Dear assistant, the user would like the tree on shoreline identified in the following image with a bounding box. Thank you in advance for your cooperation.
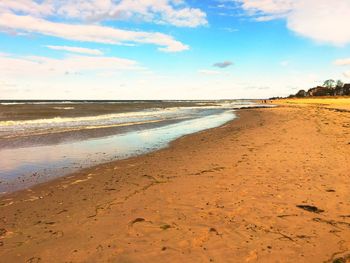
[323,79,336,89]
[336,80,344,88]
[289,79,349,98]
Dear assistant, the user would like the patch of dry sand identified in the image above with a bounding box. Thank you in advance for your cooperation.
[275,97,350,111]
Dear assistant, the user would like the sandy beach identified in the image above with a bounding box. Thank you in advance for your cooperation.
[1,101,350,262]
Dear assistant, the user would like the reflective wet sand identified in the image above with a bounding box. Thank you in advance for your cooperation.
[0,111,235,193]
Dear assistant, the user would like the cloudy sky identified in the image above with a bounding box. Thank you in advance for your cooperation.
[1,0,350,99]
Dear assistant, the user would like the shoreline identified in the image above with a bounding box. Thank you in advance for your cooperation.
[1,104,350,262]
[0,108,237,194]
[0,109,238,196]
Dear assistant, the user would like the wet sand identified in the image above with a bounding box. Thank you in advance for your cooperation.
[1,103,350,262]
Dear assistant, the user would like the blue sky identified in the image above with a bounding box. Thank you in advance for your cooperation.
[1,0,350,99]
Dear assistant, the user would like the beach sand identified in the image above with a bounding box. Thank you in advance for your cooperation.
[1,102,350,262]
[274,97,350,111]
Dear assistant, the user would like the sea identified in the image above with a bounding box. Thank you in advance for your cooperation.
[0,100,268,194]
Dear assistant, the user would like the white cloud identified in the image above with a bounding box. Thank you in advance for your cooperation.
[0,1,205,52]
[221,27,239,33]
[0,13,189,52]
[236,0,350,46]
[198,69,220,75]
[343,71,350,78]
[0,53,141,77]
[104,0,207,27]
[280,60,289,67]
[0,0,207,28]
[334,58,350,66]
[0,0,53,16]
[237,0,294,16]
[46,45,104,55]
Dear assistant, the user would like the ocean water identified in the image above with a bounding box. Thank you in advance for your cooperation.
[0,107,222,139]
[0,100,266,194]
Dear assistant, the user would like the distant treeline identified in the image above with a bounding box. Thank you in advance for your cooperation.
[291,80,350,98]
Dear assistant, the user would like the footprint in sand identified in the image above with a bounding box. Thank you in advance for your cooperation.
[127,218,173,237]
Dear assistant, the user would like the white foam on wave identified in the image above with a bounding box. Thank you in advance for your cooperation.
[53,107,75,110]
[0,107,187,126]
[0,107,199,138]
[0,101,265,139]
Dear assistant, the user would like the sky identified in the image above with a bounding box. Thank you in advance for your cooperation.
[1,0,350,100]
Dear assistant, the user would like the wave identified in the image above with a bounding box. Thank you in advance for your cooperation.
[0,107,211,139]
[0,102,266,139]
